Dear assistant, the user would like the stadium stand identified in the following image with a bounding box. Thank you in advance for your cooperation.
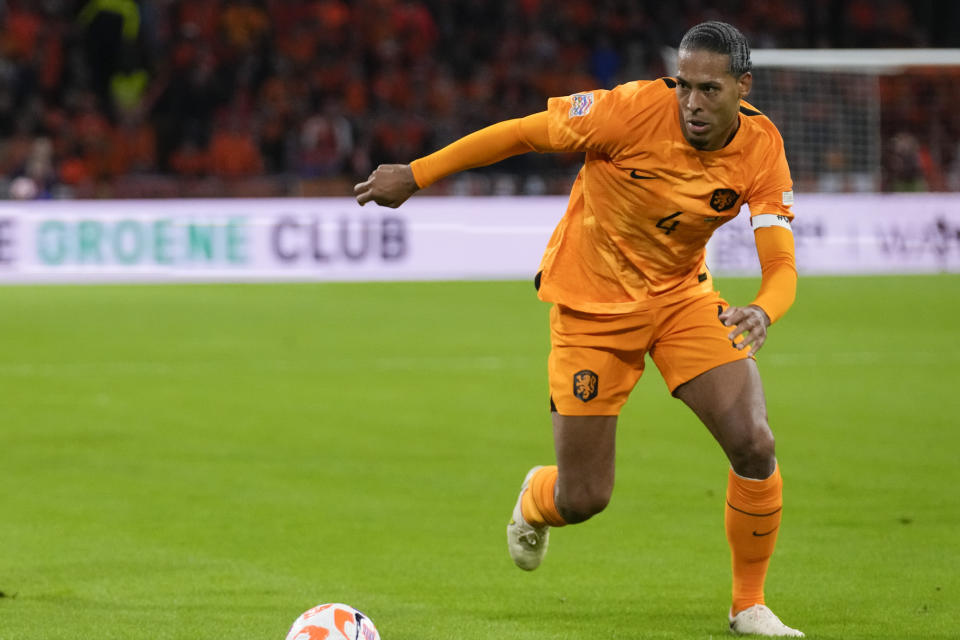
[1,0,959,198]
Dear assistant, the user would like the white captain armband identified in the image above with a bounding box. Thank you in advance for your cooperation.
[751,214,793,232]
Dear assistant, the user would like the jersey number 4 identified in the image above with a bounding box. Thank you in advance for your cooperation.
[656,212,682,235]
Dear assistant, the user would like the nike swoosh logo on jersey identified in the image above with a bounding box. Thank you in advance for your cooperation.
[629,169,657,179]
[752,527,778,537]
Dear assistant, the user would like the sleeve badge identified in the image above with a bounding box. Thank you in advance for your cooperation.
[568,92,595,118]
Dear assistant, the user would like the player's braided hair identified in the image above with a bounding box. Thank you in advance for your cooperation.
[679,21,752,77]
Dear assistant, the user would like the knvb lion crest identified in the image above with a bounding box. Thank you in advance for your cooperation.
[709,188,740,212]
[573,369,599,403]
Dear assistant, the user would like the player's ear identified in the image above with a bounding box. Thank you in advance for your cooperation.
[737,71,752,99]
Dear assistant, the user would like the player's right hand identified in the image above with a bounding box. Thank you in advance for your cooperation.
[354,164,419,208]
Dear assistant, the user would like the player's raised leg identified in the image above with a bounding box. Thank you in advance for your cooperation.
[507,413,616,570]
[553,412,617,523]
[675,359,803,637]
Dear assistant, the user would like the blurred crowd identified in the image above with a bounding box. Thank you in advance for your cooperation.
[1,0,959,198]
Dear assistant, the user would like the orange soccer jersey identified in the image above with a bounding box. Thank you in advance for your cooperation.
[536,78,794,314]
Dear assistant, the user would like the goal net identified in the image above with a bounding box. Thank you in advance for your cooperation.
[663,48,960,192]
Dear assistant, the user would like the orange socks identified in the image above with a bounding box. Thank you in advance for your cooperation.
[520,466,567,527]
[725,464,783,615]
[518,462,783,615]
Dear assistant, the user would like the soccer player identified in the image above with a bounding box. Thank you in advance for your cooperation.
[354,21,803,637]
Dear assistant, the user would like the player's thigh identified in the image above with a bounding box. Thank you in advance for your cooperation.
[650,293,752,395]
[552,412,617,517]
[547,305,648,416]
[674,358,775,477]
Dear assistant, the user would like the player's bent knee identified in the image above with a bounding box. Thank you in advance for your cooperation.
[556,486,612,524]
[556,500,609,524]
[729,428,777,479]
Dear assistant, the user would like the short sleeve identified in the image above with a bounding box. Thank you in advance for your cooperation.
[747,131,795,222]
[546,88,624,156]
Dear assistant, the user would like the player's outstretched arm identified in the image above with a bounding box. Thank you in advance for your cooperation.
[353,113,551,208]
[354,164,419,208]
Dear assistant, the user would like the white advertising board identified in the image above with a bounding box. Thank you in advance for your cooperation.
[0,194,957,284]
[0,198,561,284]
[707,193,960,275]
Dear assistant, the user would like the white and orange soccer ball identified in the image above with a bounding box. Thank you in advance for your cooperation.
[284,603,381,640]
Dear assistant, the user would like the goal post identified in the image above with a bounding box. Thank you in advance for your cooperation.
[662,48,960,192]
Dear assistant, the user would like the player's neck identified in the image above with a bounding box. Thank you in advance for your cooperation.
[722,117,740,147]
[705,116,741,151]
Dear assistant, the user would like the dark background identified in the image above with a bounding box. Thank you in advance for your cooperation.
[1,0,958,198]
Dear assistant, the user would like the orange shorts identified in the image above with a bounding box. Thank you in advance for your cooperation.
[548,291,751,416]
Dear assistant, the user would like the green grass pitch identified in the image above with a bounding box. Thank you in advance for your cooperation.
[1,275,957,639]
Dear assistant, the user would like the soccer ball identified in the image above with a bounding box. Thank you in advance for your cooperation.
[284,603,381,640]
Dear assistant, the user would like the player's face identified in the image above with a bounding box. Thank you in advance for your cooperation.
[675,49,752,151]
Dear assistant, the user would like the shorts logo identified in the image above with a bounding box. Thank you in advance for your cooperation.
[573,369,599,402]
[568,92,594,118]
[709,188,740,212]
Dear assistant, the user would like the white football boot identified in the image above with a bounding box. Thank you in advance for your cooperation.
[729,604,805,637]
[506,466,550,571]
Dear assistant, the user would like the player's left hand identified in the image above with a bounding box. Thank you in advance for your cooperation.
[719,304,771,354]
